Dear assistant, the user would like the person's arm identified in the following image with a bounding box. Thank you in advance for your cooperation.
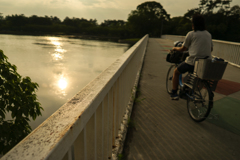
[172,46,187,52]
[173,31,191,52]
[171,31,191,52]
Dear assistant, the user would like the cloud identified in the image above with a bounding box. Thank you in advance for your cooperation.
[0,0,200,22]
[0,1,11,6]
[80,0,100,6]
[1,0,240,23]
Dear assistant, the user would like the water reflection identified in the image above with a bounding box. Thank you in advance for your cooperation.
[55,48,66,53]
[52,53,63,60]
[49,37,61,46]
[48,37,66,61]
[55,74,68,97]
[47,37,68,97]
[58,75,68,90]
[1,34,129,130]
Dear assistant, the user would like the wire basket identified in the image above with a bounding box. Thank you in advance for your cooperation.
[194,59,228,81]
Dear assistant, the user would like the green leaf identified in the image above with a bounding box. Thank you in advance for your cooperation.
[23,107,29,117]
[0,44,42,154]
[0,109,5,119]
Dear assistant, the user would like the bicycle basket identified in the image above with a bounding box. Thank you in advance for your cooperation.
[194,59,228,80]
[166,50,183,63]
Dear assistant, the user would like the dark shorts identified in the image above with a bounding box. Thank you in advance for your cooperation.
[177,62,194,74]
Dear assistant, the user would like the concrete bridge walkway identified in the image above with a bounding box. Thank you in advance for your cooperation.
[123,38,240,160]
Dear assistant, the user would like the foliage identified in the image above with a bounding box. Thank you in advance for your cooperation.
[163,0,240,42]
[184,8,201,19]
[201,2,240,41]
[117,154,124,160]
[0,0,240,41]
[0,50,43,154]
[0,14,129,38]
[127,1,170,37]
[0,13,3,20]
[127,119,136,129]
[199,0,232,14]
[100,20,126,27]
[164,16,192,36]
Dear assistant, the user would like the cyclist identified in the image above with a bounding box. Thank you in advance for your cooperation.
[170,14,213,100]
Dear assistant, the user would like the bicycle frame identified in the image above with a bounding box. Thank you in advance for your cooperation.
[178,73,195,101]
[166,63,213,122]
[179,74,184,87]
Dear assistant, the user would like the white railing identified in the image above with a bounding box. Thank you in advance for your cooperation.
[2,35,149,160]
[162,35,240,67]
[161,35,185,42]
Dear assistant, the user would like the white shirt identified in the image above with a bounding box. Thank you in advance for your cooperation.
[183,30,213,65]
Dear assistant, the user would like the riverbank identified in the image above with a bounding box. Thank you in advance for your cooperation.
[0,31,139,44]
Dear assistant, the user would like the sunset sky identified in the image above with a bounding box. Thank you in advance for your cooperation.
[0,0,239,23]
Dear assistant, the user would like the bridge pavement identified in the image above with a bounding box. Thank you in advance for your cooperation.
[122,38,240,160]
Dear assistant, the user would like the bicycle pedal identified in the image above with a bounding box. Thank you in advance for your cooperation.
[194,98,203,102]
[171,97,179,100]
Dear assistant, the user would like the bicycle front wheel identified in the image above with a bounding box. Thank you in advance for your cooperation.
[166,65,176,94]
[187,81,213,122]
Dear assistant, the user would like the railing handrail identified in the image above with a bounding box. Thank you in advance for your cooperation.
[162,34,240,67]
[2,35,149,160]
[162,34,240,45]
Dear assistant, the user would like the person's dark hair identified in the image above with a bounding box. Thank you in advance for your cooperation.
[192,14,206,31]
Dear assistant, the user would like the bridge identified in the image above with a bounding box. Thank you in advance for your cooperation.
[2,35,240,160]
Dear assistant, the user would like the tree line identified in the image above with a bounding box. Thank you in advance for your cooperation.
[1,0,239,42]
[164,0,240,42]
[0,14,130,39]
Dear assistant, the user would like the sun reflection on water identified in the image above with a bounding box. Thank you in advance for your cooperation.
[47,37,69,97]
[58,76,68,90]
[55,48,66,53]
[48,37,67,61]
[48,37,61,46]
[54,74,68,97]
[52,53,63,60]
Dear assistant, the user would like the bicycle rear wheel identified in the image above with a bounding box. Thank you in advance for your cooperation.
[166,65,176,94]
[187,81,213,122]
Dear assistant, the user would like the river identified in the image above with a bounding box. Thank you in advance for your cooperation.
[0,34,129,129]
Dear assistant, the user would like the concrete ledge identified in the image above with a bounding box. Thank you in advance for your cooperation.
[112,39,148,160]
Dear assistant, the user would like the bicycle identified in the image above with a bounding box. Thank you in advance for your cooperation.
[166,60,215,122]
[166,40,227,122]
